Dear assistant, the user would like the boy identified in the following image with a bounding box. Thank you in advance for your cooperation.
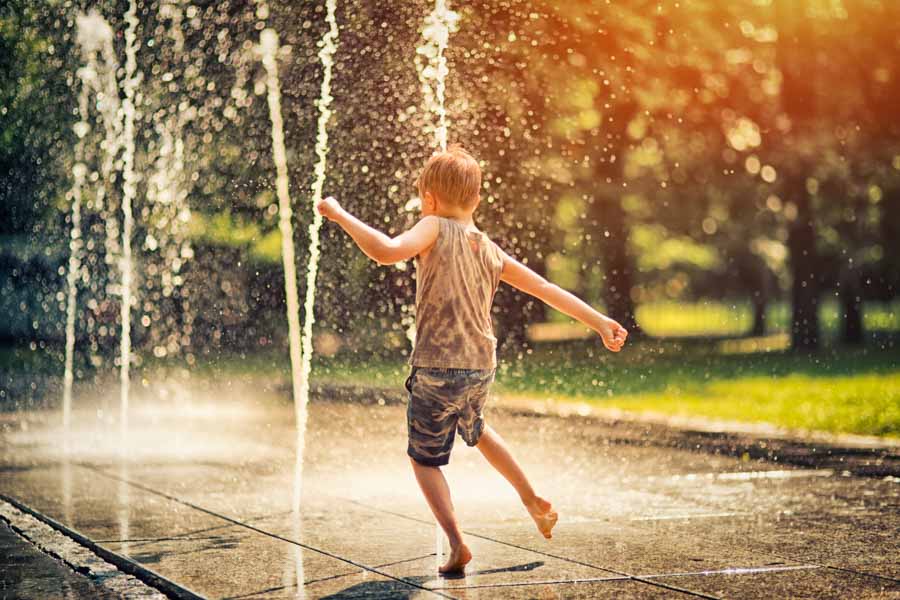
[316,145,628,574]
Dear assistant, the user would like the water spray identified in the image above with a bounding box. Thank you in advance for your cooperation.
[119,0,141,442]
[67,9,123,432]
[260,26,304,447]
[416,0,460,152]
[62,85,90,432]
[298,0,339,495]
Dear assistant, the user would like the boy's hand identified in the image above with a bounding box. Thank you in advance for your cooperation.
[316,196,344,221]
[596,316,628,352]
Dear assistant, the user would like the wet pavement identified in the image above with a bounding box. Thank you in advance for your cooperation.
[0,381,898,599]
[0,517,118,599]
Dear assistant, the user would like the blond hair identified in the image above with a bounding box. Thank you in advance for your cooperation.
[416,144,481,209]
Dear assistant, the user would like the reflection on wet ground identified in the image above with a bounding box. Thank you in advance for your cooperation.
[1,385,898,599]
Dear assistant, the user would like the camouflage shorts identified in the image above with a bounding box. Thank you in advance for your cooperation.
[405,366,496,467]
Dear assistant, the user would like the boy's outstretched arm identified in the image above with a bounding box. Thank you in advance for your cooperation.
[317,196,439,265]
[499,252,628,352]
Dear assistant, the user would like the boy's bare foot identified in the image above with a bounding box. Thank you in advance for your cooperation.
[526,496,558,539]
[438,543,472,575]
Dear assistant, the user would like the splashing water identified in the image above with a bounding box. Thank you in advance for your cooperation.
[119,0,140,442]
[259,27,304,447]
[144,0,196,366]
[62,88,90,432]
[76,11,123,274]
[416,0,460,566]
[260,0,338,508]
[145,117,194,360]
[298,0,339,491]
[416,0,460,152]
[67,10,122,431]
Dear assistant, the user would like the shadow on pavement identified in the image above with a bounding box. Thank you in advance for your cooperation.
[321,561,545,598]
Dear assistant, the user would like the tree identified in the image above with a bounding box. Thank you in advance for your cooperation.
[774,0,821,350]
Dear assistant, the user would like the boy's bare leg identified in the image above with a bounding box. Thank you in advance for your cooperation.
[475,424,558,538]
[409,457,473,573]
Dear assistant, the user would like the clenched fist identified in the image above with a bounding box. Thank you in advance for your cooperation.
[316,196,344,221]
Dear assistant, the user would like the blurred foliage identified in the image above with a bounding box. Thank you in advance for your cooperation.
[1,0,899,367]
[0,1,73,235]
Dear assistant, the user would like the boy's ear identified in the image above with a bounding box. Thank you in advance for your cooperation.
[423,191,437,212]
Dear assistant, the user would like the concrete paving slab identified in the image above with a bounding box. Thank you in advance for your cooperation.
[101,533,399,600]
[653,569,900,599]
[0,462,257,543]
[301,572,447,600]
[378,538,614,588]
[707,513,900,581]
[446,518,808,577]
[254,572,689,599]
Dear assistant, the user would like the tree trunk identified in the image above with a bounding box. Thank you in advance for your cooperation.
[881,186,900,300]
[747,256,770,337]
[591,195,641,334]
[751,292,767,337]
[840,270,864,345]
[777,0,820,351]
[786,186,820,350]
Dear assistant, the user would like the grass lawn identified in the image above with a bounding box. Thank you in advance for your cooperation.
[491,338,900,438]
[608,372,900,438]
[182,335,900,438]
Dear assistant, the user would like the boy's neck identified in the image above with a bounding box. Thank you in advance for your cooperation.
[434,208,475,226]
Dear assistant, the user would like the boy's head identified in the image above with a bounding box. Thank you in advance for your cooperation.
[416,144,481,214]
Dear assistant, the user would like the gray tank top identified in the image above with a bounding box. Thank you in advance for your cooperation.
[408,217,505,369]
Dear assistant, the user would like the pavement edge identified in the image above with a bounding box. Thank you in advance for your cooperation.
[0,492,206,600]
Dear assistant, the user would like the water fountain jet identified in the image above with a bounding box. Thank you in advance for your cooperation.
[259,26,305,453]
[67,9,124,433]
[118,0,141,444]
[298,0,339,494]
[260,0,338,513]
[62,117,88,432]
[416,0,460,153]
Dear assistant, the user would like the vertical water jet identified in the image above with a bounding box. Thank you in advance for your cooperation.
[119,0,141,442]
[260,27,304,445]
[68,9,121,431]
[298,0,339,491]
[416,0,460,152]
[62,91,89,431]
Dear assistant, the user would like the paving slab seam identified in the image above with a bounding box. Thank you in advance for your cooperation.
[76,463,458,600]
[0,493,202,600]
[96,535,236,544]
[764,552,900,584]
[94,509,295,550]
[340,498,721,599]
[640,564,822,579]
[435,574,629,590]
[627,512,752,521]
[221,553,440,600]
[301,552,439,586]
[430,565,825,591]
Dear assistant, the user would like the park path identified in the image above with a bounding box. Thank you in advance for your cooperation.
[0,382,898,599]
